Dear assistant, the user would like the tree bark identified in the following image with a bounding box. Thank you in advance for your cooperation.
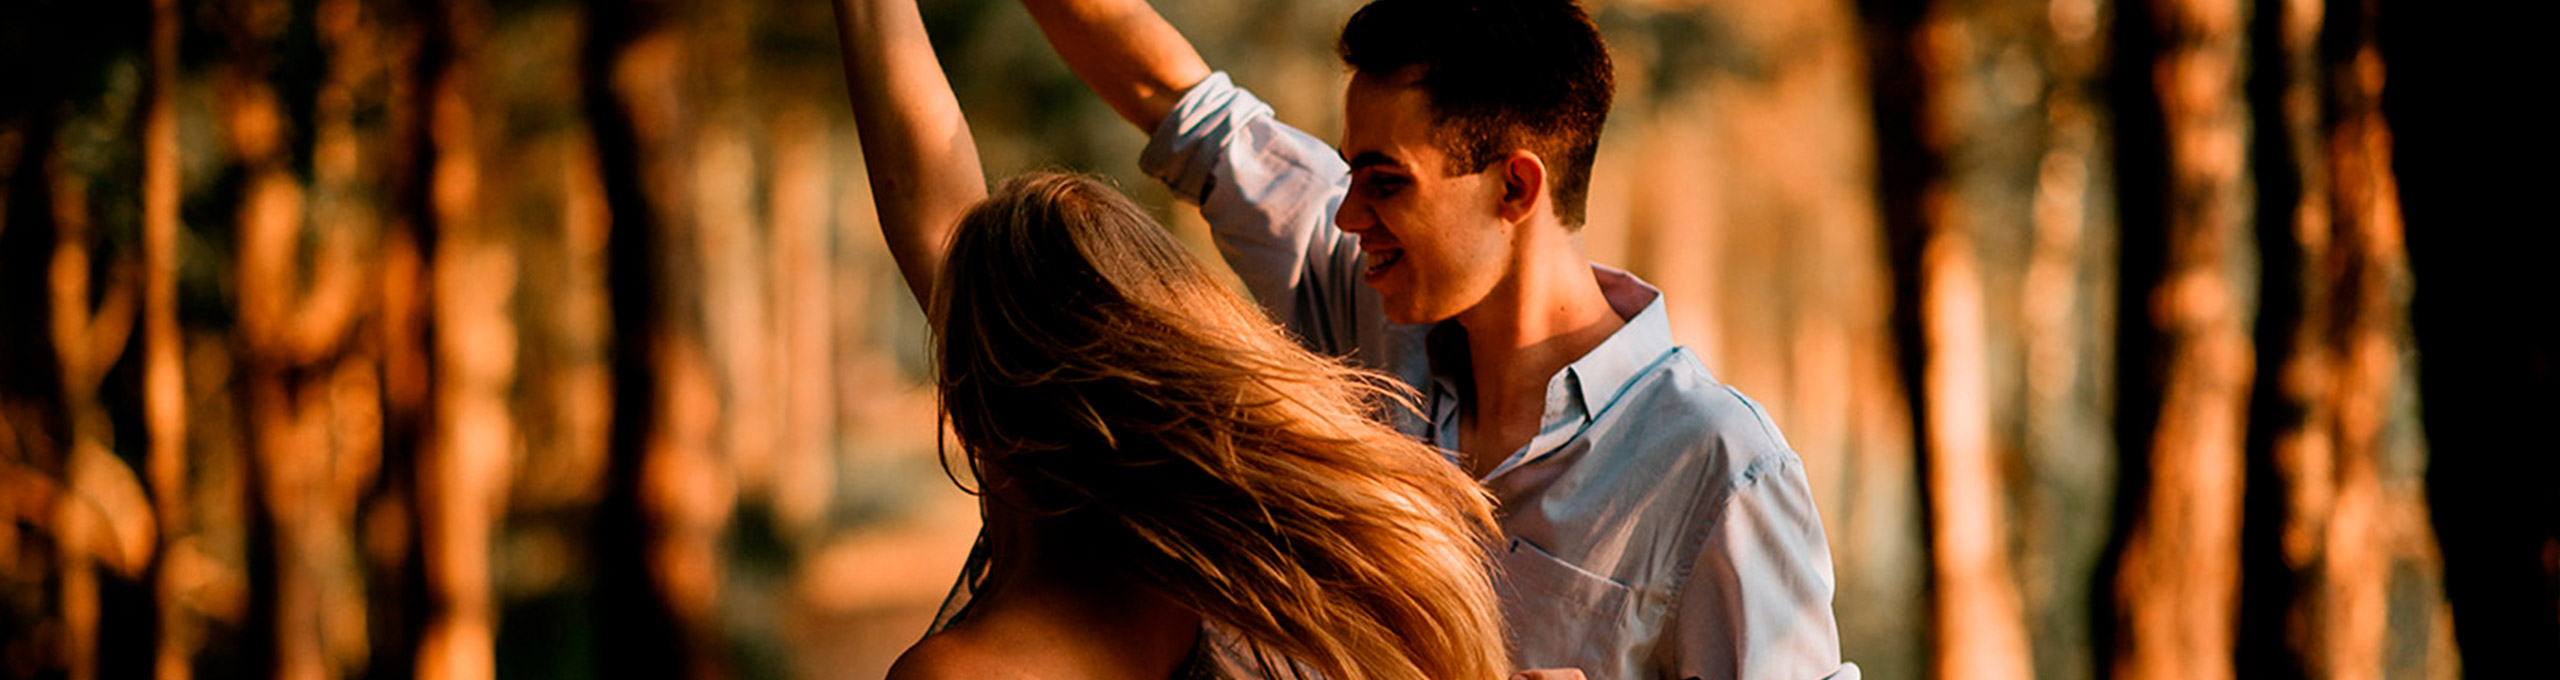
[50,140,149,680]
[2240,0,2441,677]
[2107,0,2256,678]
[1861,1,2039,676]
[2383,0,2560,675]
[363,0,447,677]
[223,5,372,672]
[585,0,701,676]
[143,0,190,675]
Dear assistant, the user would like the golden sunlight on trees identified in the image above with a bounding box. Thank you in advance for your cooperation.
[2106,0,2258,676]
[0,0,2548,678]
[2241,0,2444,677]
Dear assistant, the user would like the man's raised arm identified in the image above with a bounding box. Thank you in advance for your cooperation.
[1016,0,1211,133]
[832,0,987,316]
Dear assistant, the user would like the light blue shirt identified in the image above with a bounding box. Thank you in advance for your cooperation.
[1142,73,1857,680]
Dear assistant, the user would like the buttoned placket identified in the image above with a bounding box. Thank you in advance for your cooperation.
[1431,364,1601,484]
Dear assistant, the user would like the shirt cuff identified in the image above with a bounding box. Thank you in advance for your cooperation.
[1140,71,1268,205]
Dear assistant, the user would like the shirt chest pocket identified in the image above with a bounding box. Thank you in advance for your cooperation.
[1496,537,1640,676]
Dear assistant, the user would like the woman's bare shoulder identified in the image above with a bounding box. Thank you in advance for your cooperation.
[886,631,1038,680]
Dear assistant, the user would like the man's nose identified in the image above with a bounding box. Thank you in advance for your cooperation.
[1335,192,1374,235]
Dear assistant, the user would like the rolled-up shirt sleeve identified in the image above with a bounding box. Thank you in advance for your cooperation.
[1669,455,1859,680]
[1140,72,1367,356]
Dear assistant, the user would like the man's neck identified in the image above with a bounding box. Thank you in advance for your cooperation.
[1452,226,1624,477]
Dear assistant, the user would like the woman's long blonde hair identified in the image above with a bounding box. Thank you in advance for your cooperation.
[932,172,1508,680]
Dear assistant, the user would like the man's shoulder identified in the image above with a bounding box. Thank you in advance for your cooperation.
[1611,348,1795,466]
[1532,348,1802,547]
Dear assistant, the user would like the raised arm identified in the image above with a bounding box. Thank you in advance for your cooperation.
[832,0,986,316]
[1015,0,1211,132]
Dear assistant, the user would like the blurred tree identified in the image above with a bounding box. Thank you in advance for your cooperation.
[1,3,160,680]
[2238,0,2449,676]
[1862,0,2120,676]
[584,0,710,677]
[407,0,517,678]
[2383,1,2560,676]
[219,0,377,666]
[361,0,447,676]
[1861,0,2038,676]
[0,0,2542,678]
[143,0,194,676]
[47,100,156,680]
[2104,0,2257,678]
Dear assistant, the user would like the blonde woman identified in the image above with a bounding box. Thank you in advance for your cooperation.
[828,0,1529,678]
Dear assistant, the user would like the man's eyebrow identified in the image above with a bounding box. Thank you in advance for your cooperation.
[1343,151,1404,172]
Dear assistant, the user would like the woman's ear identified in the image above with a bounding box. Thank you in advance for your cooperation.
[1497,150,1547,224]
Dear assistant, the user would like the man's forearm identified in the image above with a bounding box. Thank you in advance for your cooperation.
[1017,0,1211,132]
[833,0,986,314]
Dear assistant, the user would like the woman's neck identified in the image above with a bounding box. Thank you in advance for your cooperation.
[942,513,1203,679]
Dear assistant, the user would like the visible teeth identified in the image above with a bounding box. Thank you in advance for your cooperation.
[1367,250,1402,275]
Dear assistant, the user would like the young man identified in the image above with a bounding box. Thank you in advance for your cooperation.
[1014,0,1855,677]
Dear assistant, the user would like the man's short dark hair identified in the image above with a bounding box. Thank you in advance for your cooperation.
[1338,0,1615,227]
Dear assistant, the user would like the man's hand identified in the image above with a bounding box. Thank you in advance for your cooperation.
[1512,669,1587,680]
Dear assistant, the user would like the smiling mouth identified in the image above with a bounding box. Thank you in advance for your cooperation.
[1364,249,1405,278]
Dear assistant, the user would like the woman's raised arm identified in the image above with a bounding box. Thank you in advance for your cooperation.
[831,0,987,318]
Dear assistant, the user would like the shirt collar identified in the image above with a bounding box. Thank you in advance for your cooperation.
[1424,265,1677,467]
[1563,264,1674,420]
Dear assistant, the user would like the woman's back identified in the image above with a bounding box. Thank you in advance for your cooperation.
[886,570,1205,680]
[925,174,1511,680]
[828,0,1508,674]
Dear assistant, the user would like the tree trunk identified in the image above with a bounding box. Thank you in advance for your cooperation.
[2107,0,2256,677]
[585,0,702,676]
[1862,0,2047,676]
[409,2,518,678]
[2382,0,2560,676]
[224,4,373,671]
[143,0,190,675]
[2239,0,2446,676]
[364,0,448,677]
[49,136,150,680]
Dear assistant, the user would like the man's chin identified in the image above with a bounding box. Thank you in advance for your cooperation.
[1368,283,1463,325]
[1378,301,1455,327]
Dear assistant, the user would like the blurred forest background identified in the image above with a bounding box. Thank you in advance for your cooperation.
[0,0,2552,678]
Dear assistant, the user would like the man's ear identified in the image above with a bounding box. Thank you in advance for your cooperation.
[1497,150,1547,223]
